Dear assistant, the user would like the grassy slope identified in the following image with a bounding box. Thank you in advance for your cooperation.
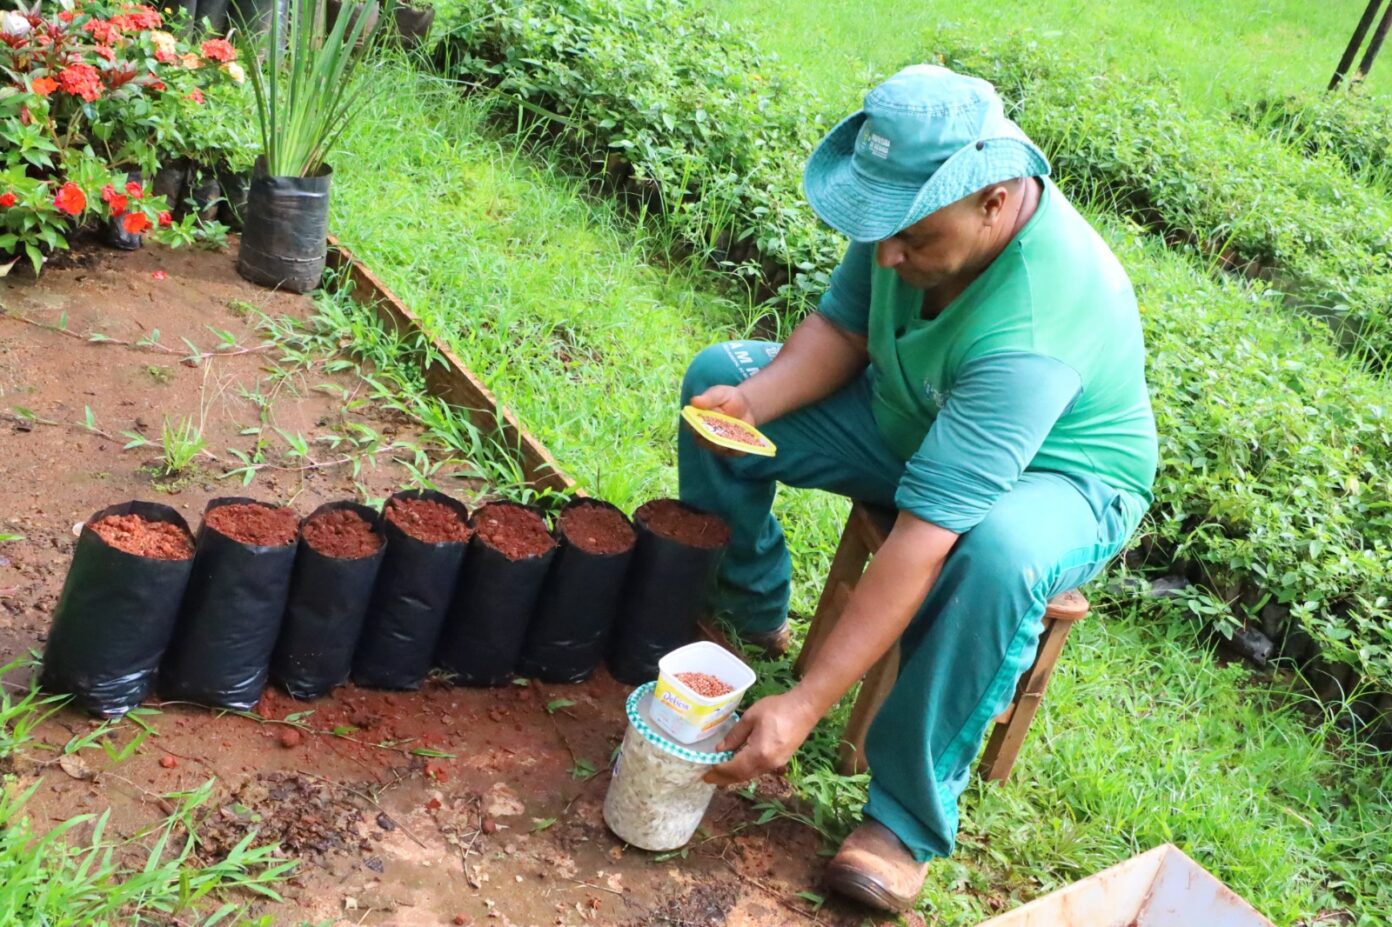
[703,0,1382,112]
[333,64,1392,924]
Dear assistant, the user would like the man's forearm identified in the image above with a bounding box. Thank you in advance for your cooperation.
[737,314,868,425]
[793,514,959,718]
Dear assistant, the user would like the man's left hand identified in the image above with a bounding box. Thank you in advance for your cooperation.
[703,690,822,786]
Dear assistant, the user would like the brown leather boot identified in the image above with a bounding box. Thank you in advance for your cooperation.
[825,818,928,912]
[697,619,792,659]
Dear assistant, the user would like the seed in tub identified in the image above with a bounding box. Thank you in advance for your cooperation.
[675,672,733,698]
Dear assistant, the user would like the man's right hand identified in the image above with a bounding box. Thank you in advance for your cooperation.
[687,385,759,458]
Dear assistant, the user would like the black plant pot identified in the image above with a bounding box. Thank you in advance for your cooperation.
[273,501,387,699]
[103,170,145,251]
[160,498,299,710]
[353,490,472,690]
[40,502,195,717]
[237,158,332,294]
[152,158,190,217]
[435,503,557,686]
[517,499,635,683]
[326,0,381,44]
[188,166,222,224]
[392,1,434,49]
[217,168,250,230]
[607,500,729,685]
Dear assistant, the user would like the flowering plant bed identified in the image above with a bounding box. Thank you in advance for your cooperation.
[0,0,251,271]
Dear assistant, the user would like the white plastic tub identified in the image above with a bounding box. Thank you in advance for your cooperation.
[649,641,755,744]
[975,843,1274,927]
[603,681,735,851]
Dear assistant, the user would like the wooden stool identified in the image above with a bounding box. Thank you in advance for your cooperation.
[795,501,1090,781]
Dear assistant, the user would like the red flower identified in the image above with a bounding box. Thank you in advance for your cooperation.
[100,183,128,216]
[157,210,172,227]
[153,46,175,63]
[122,211,150,234]
[94,43,115,61]
[152,270,167,280]
[58,9,76,22]
[31,76,57,97]
[187,87,204,104]
[0,193,15,209]
[57,63,103,102]
[110,5,161,31]
[200,38,235,62]
[148,79,166,91]
[125,181,144,199]
[82,18,120,45]
[54,182,86,216]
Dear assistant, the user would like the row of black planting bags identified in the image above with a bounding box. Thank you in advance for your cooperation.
[40,491,732,717]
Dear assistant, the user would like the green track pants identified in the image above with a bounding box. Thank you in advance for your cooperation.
[678,341,1144,860]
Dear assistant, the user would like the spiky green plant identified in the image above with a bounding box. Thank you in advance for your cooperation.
[243,0,377,177]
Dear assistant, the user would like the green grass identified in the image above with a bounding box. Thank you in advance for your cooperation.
[332,59,1392,924]
[703,0,1384,112]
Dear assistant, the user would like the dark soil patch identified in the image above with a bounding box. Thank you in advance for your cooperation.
[559,503,634,555]
[89,514,193,560]
[385,496,473,544]
[474,503,554,560]
[636,499,730,550]
[205,502,299,547]
[702,415,770,448]
[302,509,382,559]
[198,771,373,866]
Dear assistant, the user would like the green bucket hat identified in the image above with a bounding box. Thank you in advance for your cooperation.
[804,64,1050,243]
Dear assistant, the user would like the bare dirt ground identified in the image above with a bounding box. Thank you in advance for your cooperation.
[0,241,887,927]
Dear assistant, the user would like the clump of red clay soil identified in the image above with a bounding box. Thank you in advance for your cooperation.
[385,496,473,543]
[559,503,634,555]
[205,502,299,547]
[636,499,730,550]
[89,514,193,560]
[474,503,555,560]
[302,508,382,558]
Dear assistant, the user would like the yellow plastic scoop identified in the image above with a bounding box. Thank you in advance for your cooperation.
[681,405,777,457]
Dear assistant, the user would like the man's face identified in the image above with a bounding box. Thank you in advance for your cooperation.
[874,186,1007,290]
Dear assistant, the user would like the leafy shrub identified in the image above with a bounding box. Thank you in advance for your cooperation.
[1239,90,1392,194]
[436,0,843,306]
[0,1,250,270]
[931,33,1392,368]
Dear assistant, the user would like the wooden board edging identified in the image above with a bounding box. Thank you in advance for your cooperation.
[326,236,575,494]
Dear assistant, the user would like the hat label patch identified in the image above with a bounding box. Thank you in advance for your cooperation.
[866,132,891,159]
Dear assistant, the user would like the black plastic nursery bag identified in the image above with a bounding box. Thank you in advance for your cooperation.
[352,490,472,690]
[160,498,299,710]
[272,501,386,699]
[41,502,195,717]
[436,503,556,686]
[517,499,635,683]
[237,158,332,294]
[607,499,729,685]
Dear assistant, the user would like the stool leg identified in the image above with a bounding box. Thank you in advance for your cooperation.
[795,510,872,677]
[980,616,1077,782]
[838,645,899,775]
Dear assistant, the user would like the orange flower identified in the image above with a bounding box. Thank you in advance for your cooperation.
[122,211,150,234]
[101,183,128,216]
[0,193,15,208]
[157,210,172,227]
[200,38,235,62]
[57,63,102,102]
[125,181,144,199]
[31,76,57,97]
[54,182,86,216]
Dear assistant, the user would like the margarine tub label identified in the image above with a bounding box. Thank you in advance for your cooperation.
[648,641,756,744]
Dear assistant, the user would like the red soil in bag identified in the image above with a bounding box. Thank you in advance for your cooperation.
[89,514,194,560]
[559,504,635,555]
[302,509,382,558]
[205,503,299,547]
[474,503,555,560]
[636,499,730,550]
[385,497,473,544]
